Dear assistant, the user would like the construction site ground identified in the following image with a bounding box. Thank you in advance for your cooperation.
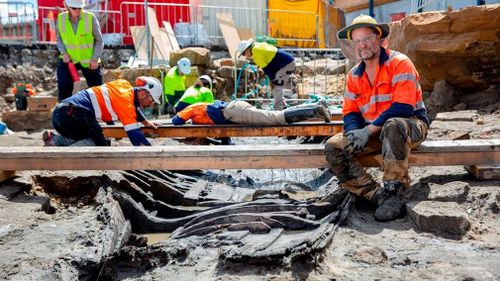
[1,5,500,278]
[1,105,499,280]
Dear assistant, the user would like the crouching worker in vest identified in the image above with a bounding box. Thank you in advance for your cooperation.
[172,100,330,126]
[174,75,214,113]
[324,15,430,222]
[56,0,104,101]
[238,39,295,111]
[164,57,191,114]
[43,77,162,146]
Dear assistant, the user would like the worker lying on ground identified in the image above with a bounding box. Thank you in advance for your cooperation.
[43,77,162,146]
[238,39,295,111]
[174,75,214,113]
[324,15,430,222]
[172,100,331,126]
[164,57,191,114]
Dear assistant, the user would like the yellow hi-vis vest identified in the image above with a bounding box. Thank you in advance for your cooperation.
[57,11,94,68]
[252,42,278,69]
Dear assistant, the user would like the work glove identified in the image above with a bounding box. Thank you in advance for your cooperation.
[345,126,372,153]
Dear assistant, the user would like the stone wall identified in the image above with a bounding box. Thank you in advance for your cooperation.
[0,45,134,95]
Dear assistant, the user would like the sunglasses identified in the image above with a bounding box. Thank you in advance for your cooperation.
[68,7,82,10]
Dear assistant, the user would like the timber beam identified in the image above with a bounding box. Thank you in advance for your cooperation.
[0,140,498,171]
[102,121,344,139]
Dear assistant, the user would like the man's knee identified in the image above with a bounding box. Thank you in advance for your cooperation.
[381,118,408,159]
[325,134,347,165]
[325,134,346,151]
[381,118,407,141]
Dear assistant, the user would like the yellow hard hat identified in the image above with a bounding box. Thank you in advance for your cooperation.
[337,14,390,40]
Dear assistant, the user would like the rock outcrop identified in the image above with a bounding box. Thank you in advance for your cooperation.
[388,4,500,92]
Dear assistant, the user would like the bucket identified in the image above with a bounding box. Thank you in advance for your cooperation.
[390,12,406,22]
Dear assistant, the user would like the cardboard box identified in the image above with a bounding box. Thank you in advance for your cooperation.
[27,96,57,112]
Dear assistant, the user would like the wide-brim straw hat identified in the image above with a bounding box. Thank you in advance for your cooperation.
[338,14,390,40]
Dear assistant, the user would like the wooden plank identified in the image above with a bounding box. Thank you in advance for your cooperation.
[237,28,254,41]
[131,25,170,63]
[102,122,344,139]
[163,21,180,51]
[146,8,171,62]
[146,7,160,36]
[217,13,240,59]
[465,165,500,180]
[154,28,173,61]
[0,170,16,183]
[0,140,498,171]
[130,9,170,63]
[130,26,148,61]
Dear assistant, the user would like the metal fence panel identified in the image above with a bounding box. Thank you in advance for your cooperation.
[234,48,346,107]
[37,6,122,45]
[0,1,36,44]
[119,1,191,46]
[194,5,266,46]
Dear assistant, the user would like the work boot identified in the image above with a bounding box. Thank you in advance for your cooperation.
[284,104,331,123]
[372,180,405,222]
[316,104,331,123]
[42,130,54,146]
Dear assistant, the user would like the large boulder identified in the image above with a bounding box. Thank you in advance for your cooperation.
[170,47,211,68]
[388,4,500,92]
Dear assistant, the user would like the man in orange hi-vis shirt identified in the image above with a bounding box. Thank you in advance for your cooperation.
[324,15,430,222]
[43,77,162,146]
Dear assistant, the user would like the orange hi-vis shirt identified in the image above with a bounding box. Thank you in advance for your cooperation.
[343,48,426,124]
[176,103,215,125]
[86,79,140,132]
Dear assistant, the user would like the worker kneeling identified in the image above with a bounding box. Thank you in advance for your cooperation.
[43,77,162,146]
[172,100,330,125]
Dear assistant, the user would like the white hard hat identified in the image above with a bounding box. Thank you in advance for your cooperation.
[177,58,191,75]
[65,0,85,8]
[238,39,254,56]
[198,75,212,90]
[135,76,162,104]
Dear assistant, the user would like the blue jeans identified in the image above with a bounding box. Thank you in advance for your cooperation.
[52,103,108,146]
[56,60,103,101]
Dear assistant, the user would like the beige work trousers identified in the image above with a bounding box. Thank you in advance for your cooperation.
[222,100,287,125]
